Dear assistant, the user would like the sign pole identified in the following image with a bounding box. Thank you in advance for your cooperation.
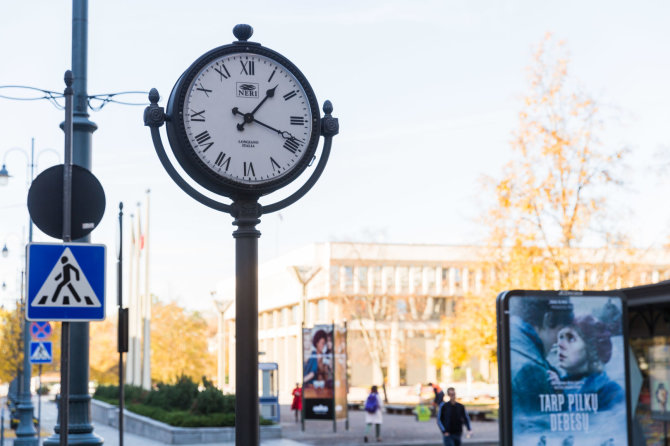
[37,364,42,445]
[58,69,74,446]
[117,203,126,446]
[301,322,305,432]
[332,322,336,433]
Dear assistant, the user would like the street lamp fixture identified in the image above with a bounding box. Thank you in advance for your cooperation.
[1,244,8,258]
[0,164,9,186]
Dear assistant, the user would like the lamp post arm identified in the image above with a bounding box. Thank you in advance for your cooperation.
[34,148,61,169]
[1,147,29,166]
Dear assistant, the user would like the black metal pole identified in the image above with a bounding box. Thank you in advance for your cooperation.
[59,69,74,446]
[232,199,261,446]
[38,364,42,445]
[332,322,336,433]
[301,321,305,432]
[117,202,125,446]
[345,320,349,431]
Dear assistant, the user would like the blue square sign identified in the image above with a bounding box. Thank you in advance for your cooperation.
[30,341,53,364]
[27,243,106,321]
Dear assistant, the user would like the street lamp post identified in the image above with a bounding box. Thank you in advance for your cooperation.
[0,140,59,446]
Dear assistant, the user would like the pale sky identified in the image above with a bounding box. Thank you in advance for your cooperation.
[0,0,668,312]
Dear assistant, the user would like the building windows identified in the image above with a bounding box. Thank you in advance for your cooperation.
[358,267,368,293]
[330,265,340,290]
[344,266,354,292]
[317,299,328,322]
[373,266,383,292]
[292,305,300,325]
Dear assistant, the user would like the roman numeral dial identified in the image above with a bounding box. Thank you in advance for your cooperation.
[180,51,316,188]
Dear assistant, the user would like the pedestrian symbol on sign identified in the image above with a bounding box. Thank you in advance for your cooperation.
[30,247,101,308]
[29,341,53,364]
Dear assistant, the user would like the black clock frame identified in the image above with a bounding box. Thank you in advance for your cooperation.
[165,41,321,199]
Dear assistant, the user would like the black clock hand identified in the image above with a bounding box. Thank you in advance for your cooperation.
[250,117,305,143]
[250,85,277,115]
[233,85,277,131]
[231,108,303,142]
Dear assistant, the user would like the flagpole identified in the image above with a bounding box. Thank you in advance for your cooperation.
[141,190,151,390]
[133,202,142,385]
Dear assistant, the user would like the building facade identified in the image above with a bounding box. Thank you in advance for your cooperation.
[214,242,670,401]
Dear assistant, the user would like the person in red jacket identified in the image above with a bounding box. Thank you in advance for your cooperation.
[291,383,302,422]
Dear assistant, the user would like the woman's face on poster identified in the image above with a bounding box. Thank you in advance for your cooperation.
[557,326,588,374]
[315,336,326,353]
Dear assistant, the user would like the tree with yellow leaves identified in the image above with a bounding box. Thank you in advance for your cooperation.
[149,300,216,384]
[445,34,630,371]
[0,305,23,383]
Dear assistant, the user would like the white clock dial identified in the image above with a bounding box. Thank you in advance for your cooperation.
[182,53,313,185]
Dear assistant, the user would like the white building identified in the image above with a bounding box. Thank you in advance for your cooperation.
[214,242,670,400]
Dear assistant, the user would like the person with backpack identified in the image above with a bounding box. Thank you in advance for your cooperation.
[364,385,383,442]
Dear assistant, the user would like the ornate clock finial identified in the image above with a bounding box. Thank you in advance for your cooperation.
[233,24,253,42]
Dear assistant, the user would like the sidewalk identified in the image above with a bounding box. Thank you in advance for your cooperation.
[280,405,499,446]
[1,397,307,446]
[1,399,499,445]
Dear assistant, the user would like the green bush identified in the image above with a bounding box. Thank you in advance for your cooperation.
[92,375,274,428]
[93,384,117,400]
[191,386,224,415]
[92,384,148,405]
[146,375,198,411]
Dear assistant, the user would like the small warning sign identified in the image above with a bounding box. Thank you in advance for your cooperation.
[30,247,101,308]
[30,341,53,364]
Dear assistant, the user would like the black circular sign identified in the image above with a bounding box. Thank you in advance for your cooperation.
[27,164,106,240]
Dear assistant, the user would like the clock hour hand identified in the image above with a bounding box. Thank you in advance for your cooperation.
[233,85,277,131]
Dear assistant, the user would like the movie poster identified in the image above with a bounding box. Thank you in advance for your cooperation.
[507,294,629,445]
[333,323,348,420]
[303,324,334,419]
[649,345,670,420]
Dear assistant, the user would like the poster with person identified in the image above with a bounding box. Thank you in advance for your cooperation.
[497,291,631,446]
[649,345,670,420]
[333,323,348,420]
[303,324,335,419]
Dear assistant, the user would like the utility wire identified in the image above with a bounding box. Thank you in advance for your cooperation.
[0,85,149,111]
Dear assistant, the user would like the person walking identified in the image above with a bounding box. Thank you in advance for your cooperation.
[437,387,472,446]
[428,382,445,414]
[364,385,383,443]
[291,383,302,422]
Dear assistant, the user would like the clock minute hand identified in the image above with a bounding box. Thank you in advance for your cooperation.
[251,117,304,143]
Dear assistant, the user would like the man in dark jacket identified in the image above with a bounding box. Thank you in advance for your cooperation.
[437,387,471,446]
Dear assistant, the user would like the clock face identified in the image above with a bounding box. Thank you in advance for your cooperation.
[167,47,320,196]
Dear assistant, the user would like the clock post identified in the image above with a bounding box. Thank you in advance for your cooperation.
[144,24,338,446]
[231,199,261,444]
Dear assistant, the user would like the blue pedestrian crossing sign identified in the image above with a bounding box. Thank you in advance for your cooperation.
[30,341,53,364]
[27,243,106,321]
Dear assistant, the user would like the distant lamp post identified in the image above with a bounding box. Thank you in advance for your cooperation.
[1,140,59,446]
